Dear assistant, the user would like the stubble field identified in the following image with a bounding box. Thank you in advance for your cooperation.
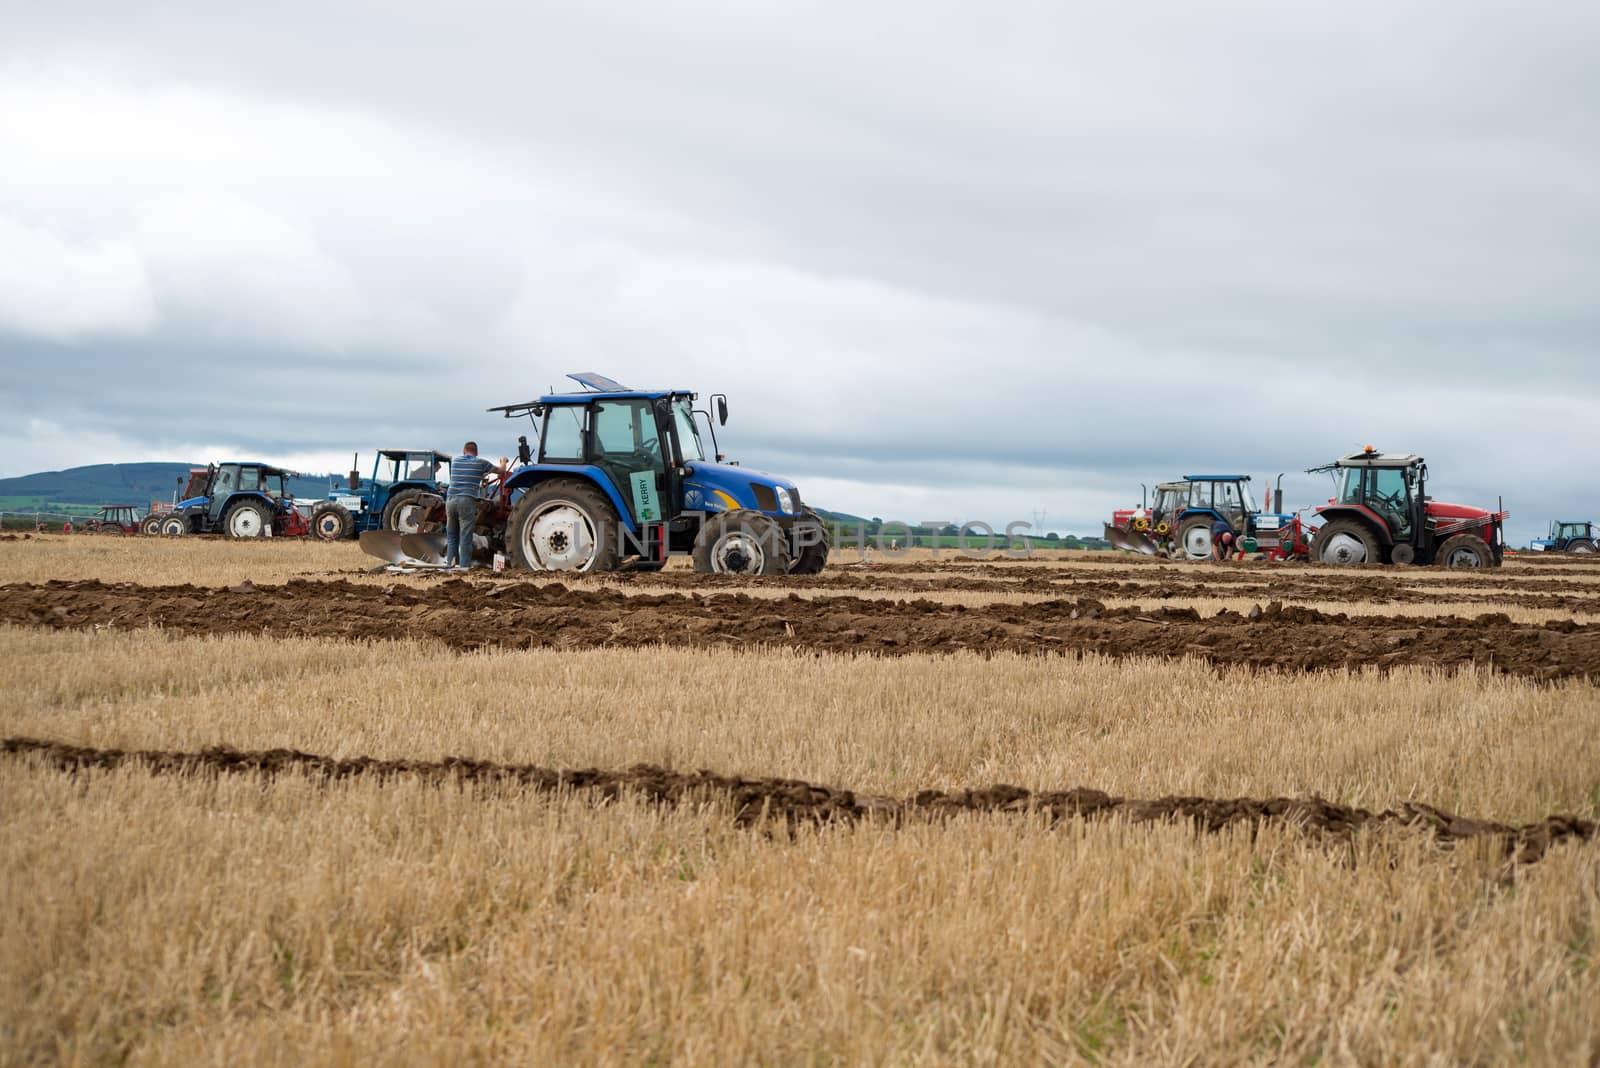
[2,533,1598,1065]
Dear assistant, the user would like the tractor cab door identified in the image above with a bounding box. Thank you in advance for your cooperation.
[1216,481,1250,531]
[1368,467,1414,541]
[208,465,241,521]
[590,398,668,524]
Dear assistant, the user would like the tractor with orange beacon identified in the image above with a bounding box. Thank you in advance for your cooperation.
[1307,447,1505,568]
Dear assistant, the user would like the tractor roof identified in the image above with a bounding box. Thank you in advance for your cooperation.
[377,449,450,462]
[488,373,693,417]
[1184,474,1250,482]
[1333,448,1422,469]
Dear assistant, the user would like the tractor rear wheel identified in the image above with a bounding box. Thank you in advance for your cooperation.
[224,499,272,538]
[1176,517,1214,561]
[159,515,189,536]
[1436,533,1495,568]
[382,489,439,535]
[140,515,163,536]
[789,510,829,574]
[1566,539,1596,554]
[506,479,622,572]
[1312,519,1378,565]
[693,511,791,575]
[310,501,355,541]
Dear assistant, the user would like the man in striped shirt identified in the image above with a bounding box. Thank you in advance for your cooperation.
[445,442,506,569]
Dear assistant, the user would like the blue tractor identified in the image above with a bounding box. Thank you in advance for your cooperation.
[310,450,452,541]
[1168,474,1308,561]
[155,462,310,538]
[1530,520,1596,554]
[488,373,827,574]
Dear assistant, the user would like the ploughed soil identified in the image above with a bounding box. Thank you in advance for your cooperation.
[633,565,1600,612]
[3,577,1599,680]
[5,737,1591,864]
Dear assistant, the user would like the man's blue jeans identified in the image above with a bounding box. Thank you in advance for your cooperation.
[445,495,479,567]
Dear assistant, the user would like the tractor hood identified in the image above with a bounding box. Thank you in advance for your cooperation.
[682,461,802,515]
[1425,500,1490,522]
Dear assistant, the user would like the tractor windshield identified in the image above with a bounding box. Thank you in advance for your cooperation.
[672,400,704,462]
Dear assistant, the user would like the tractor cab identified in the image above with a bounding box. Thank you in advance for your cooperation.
[1308,447,1505,567]
[488,373,825,574]
[1531,520,1596,553]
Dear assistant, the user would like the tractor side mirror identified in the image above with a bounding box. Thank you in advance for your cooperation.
[716,396,728,426]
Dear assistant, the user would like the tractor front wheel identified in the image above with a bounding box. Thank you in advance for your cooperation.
[159,515,189,537]
[1436,533,1496,568]
[1566,539,1596,554]
[506,480,622,572]
[693,511,791,575]
[225,499,272,538]
[310,501,355,541]
[789,510,829,574]
[1176,518,1214,561]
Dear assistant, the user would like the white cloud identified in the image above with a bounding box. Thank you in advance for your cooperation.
[0,214,156,339]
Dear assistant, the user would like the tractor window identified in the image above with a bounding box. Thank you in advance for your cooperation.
[1370,468,1413,538]
[540,406,586,462]
[1337,468,1363,504]
[238,468,263,493]
[1188,482,1212,508]
[213,466,238,497]
[592,400,658,461]
[1217,482,1244,515]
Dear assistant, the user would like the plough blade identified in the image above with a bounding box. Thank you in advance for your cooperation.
[399,533,449,565]
[1103,522,1159,556]
[358,530,411,564]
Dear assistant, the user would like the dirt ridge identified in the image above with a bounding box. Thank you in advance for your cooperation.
[3,577,1597,680]
[5,737,1593,863]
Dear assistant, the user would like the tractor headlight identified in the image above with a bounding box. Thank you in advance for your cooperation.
[775,487,795,514]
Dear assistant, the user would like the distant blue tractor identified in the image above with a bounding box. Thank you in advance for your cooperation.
[1530,520,1596,554]
[488,373,827,574]
[156,462,310,538]
[1169,474,1308,561]
[310,450,452,541]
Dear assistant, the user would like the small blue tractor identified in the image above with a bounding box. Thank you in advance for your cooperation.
[1530,520,1596,554]
[1108,475,1308,560]
[483,373,827,574]
[154,462,310,538]
[310,450,452,541]
[1167,475,1308,561]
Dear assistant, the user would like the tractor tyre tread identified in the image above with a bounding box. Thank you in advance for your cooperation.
[789,510,830,574]
[1566,538,1596,554]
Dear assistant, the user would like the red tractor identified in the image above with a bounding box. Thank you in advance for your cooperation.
[1307,448,1506,568]
[82,505,143,534]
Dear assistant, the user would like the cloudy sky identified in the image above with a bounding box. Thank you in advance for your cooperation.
[2,1,1596,542]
